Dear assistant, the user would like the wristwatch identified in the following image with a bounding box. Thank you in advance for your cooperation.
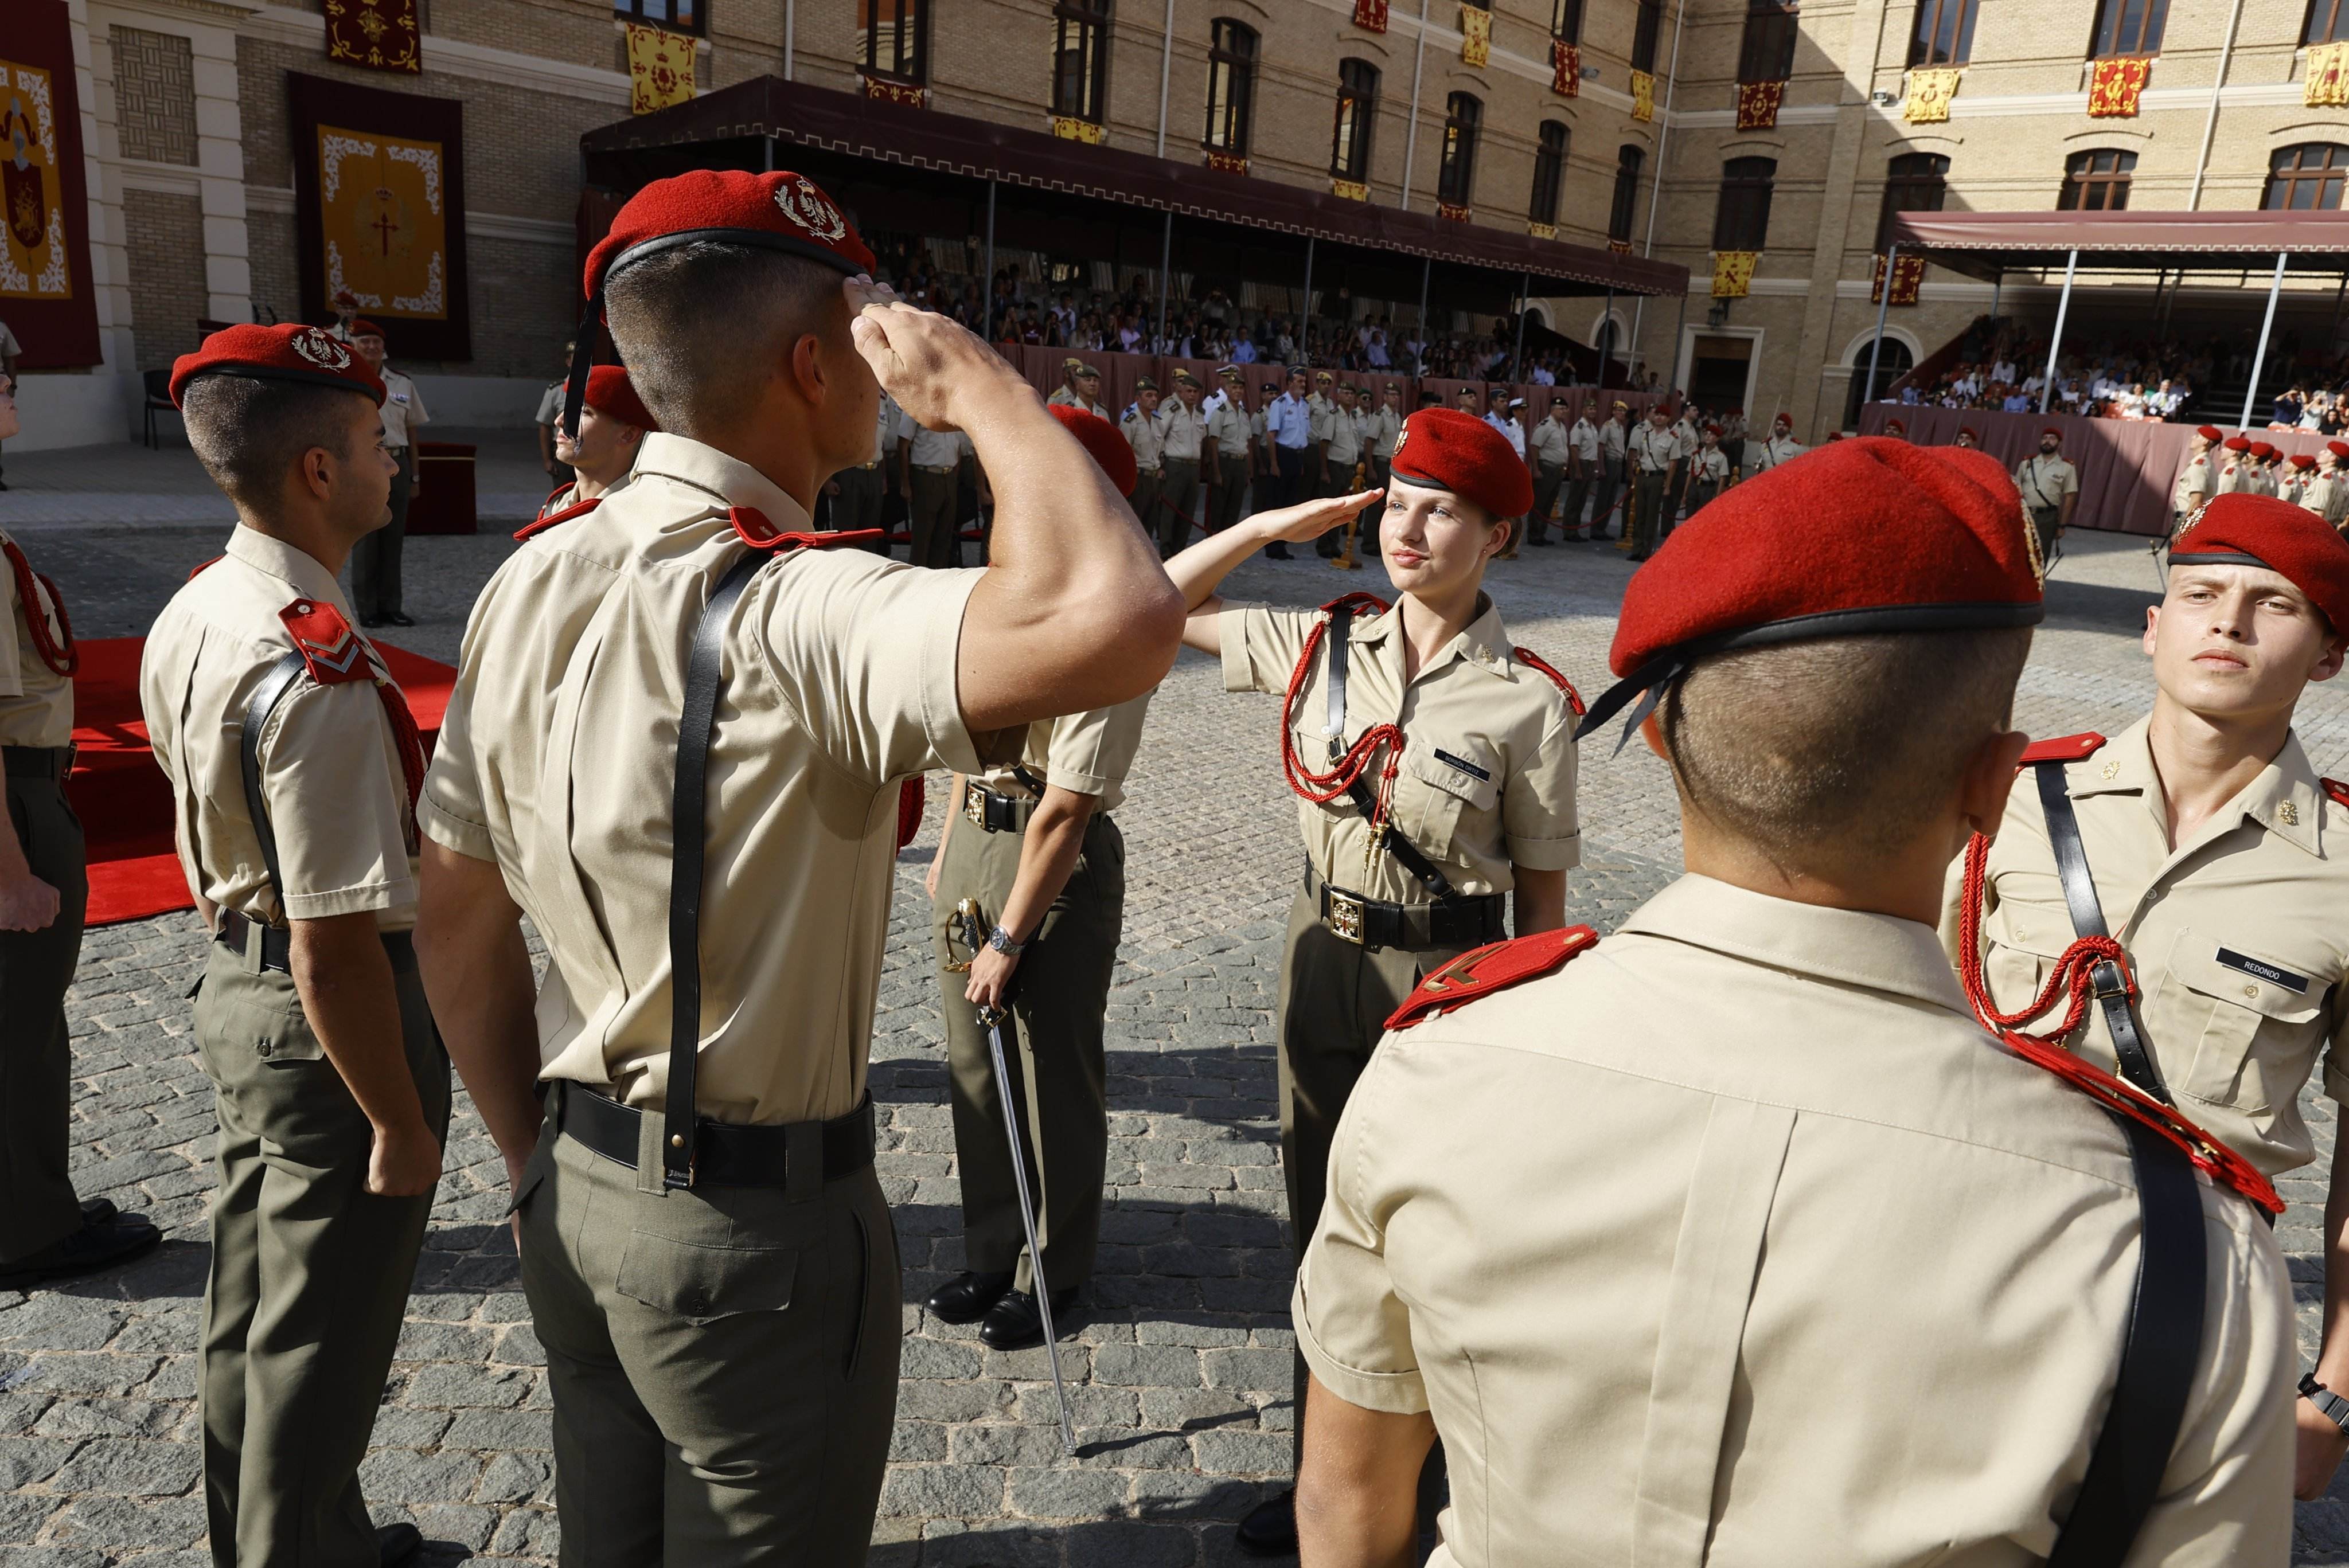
[2302,1373,2349,1433]
[987,925,1027,957]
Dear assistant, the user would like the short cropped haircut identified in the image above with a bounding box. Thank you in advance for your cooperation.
[178,377,365,515]
[1659,627,2032,861]
[603,241,845,436]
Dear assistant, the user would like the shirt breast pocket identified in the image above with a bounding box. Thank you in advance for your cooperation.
[1397,744,1499,862]
[2155,929,2323,1115]
[1983,899,2073,1019]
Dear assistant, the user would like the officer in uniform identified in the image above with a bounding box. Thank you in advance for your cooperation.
[1308,371,1338,501]
[143,324,450,1568]
[2285,453,2318,509]
[925,407,1156,1352]
[1318,381,1366,558]
[1047,358,1110,419]
[2014,425,2078,564]
[1680,423,1730,516]
[1293,437,2291,1561]
[2174,424,2222,526]
[826,376,901,550]
[1156,369,1208,557]
[348,321,427,629]
[536,339,578,491]
[1121,376,1168,553]
[1364,382,1404,501]
[1950,491,2349,1507]
[1205,366,1255,539]
[1526,394,1573,547]
[1263,370,1315,551]
[1750,409,1804,475]
[410,169,1183,1561]
[2249,442,2281,497]
[1882,416,1907,441]
[2315,440,2349,530]
[1664,404,1700,525]
[1594,400,1630,543]
[0,370,162,1289]
[1719,406,1749,476]
[900,408,985,569]
[1564,398,1601,542]
[1954,425,1981,450]
[1625,404,1675,560]
[539,365,655,519]
[2218,435,2256,496]
[1164,408,1582,1554]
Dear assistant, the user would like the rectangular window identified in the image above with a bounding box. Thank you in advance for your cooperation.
[2308,0,2349,44]
[1609,144,1644,241]
[2264,143,2347,210]
[1738,1,1798,82]
[1332,59,1380,180]
[1531,121,1569,225]
[615,0,702,34]
[1875,151,1949,251]
[1053,0,1112,123]
[1631,0,1663,72]
[2089,0,2167,55]
[1552,0,1585,43]
[1438,93,1482,206]
[2058,148,2135,210]
[1204,20,1257,154]
[860,0,927,83]
[1907,0,1975,65]
[1712,156,1776,249]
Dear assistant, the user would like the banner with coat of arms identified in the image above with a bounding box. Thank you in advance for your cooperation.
[1712,251,1758,299]
[1871,251,1926,306]
[1630,70,1657,122]
[2087,56,2151,117]
[2308,41,2349,107]
[1353,0,1390,32]
[325,0,421,73]
[0,3,99,367]
[1552,41,1581,97]
[1460,6,1492,68]
[1904,67,1960,122]
[288,72,470,360]
[627,22,697,115]
[1737,79,1784,129]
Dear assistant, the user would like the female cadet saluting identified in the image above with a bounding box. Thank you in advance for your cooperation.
[1161,406,1584,1555]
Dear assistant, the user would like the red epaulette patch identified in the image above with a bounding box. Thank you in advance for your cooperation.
[1386,925,1599,1031]
[2020,732,2105,766]
[279,598,370,685]
[1318,591,1391,619]
[728,506,888,553]
[513,496,599,542]
[1512,646,1587,718]
[188,555,223,580]
[2323,778,2349,811]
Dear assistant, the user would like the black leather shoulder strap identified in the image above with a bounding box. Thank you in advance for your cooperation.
[237,651,311,916]
[2034,763,2170,1103]
[2046,1112,2208,1568]
[662,550,766,1189]
[1325,602,1458,902]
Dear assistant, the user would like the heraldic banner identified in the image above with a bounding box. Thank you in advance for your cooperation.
[289,73,470,361]
[2087,56,2151,117]
[1553,41,1581,97]
[1353,0,1390,32]
[2308,41,2349,107]
[325,0,422,74]
[1712,251,1758,299]
[1737,79,1784,129]
[628,23,697,114]
[1,1,101,369]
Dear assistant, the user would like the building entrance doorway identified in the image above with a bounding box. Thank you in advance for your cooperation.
[1686,334,1753,412]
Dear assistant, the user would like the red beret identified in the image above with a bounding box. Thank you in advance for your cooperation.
[1046,404,1137,498]
[2291,453,2319,471]
[583,365,657,432]
[2250,441,2277,460]
[1883,419,1905,433]
[1958,426,1980,439]
[2330,441,2349,459]
[1704,424,1722,437]
[1388,408,1534,520]
[2224,436,2253,452]
[1577,437,2041,742]
[584,169,873,300]
[2196,425,2224,441]
[2039,427,2062,440]
[349,319,387,341]
[169,323,385,408]
[332,289,357,307]
[2171,494,2349,632]
[1773,411,1792,423]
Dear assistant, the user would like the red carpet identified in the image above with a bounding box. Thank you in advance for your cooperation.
[68,637,454,927]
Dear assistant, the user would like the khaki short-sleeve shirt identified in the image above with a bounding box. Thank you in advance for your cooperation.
[1943,716,2349,1178]
[0,529,75,748]
[2176,451,2215,510]
[140,529,419,928]
[421,432,987,1127]
[1299,875,2292,1567]
[1527,420,1572,468]
[1219,597,1579,900]
[977,693,1153,816]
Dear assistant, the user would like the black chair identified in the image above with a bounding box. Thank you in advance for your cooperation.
[141,368,173,449]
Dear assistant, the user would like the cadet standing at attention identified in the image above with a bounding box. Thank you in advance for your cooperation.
[2014,426,2079,565]
[925,406,1156,1352]
[1625,404,1675,561]
[1594,400,1630,539]
[411,170,1183,1563]
[143,324,451,1568]
[2219,435,2256,496]
[0,367,161,1289]
[1308,370,1337,501]
[1680,423,1730,515]
[1163,408,1583,1555]
[1525,394,1572,548]
[1205,366,1255,540]
[824,372,900,548]
[1949,491,2349,1505]
[1296,438,2292,1565]
[900,405,986,569]
[537,365,655,520]
[1047,358,1110,419]
[1121,376,1168,557]
[1157,368,1208,557]
[1750,409,1804,475]
[2174,424,2222,527]
[1365,381,1404,502]
[1317,382,1366,560]
[1563,397,1601,542]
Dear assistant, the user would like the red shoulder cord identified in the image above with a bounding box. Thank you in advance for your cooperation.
[1279,593,1402,807]
[1,537,77,677]
[1957,830,2284,1216]
[1512,646,1586,717]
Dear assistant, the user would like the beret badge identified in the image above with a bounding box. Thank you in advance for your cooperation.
[289,328,352,371]
[773,175,848,243]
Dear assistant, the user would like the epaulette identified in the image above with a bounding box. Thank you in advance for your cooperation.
[2019,732,2105,765]
[513,496,599,542]
[1385,925,1599,1031]
[279,598,371,685]
[188,555,223,580]
[1318,591,1390,619]
[1512,646,1586,718]
[2323,778,2349,812]
[728,506,888,553]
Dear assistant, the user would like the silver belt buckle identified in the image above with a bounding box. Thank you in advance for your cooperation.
[1326,887,1366,945]
[962,782,988,827]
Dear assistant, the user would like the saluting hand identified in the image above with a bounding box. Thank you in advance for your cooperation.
[848,280,1031,435]
[1252,488,1387,546]
[0,869,60,932]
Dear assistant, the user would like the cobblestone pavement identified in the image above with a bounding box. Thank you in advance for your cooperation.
[8,504,2349,1564]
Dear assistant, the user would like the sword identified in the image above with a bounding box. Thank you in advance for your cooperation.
[953,898,1078,1457]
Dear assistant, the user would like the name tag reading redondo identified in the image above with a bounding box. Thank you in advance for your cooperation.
[2214,947,2310,995]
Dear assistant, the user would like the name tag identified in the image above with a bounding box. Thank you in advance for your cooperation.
[391,392,409,405]
[1433,748,1490,783]
[2215,947,2309,994]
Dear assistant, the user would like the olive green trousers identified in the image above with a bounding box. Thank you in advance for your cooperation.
[0,773,88,1262]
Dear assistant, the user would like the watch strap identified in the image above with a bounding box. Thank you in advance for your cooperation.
[2302,1373,2349,1433]
[988,925,1026,956]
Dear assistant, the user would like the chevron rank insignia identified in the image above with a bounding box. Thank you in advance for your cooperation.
[279,599,371,685]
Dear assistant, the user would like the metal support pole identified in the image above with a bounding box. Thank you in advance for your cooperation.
[2039,247,2078,416]
[1512,270,1529,379]
[762,136,774,174]
[1989,269,2000,322]
[1400,0,1433,210]
[1157,209,1173,349]
[1301,236,1316,361]
[1415,256,1431,374]
[1155,0,1176,158]
[1668,289,1687,397]
[2241,249,2288,429]
[982,179,997,342]
[1864,243,1896,410]
[2329,271,2348,345]
[1600,284,1614,384]
[784,0,797,80]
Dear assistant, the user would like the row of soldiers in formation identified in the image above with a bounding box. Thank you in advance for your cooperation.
[2177,424,2349,526]
[2,165,2348,1566]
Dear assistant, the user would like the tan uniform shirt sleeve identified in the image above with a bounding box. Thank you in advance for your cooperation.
[419,563,509,863]
[1293,1054,1429,1414]
[1041,693,1152,801]
[0,555,25,701]
[1218,603,1313,697]
[261,679,416,918]
[1503,706,1581,871]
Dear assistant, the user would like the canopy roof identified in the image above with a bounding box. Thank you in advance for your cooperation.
[580,76,1686,299]
[1882,209,2349,281]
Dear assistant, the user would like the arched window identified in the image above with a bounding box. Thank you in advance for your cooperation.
[1632,0,1664,72]
[2089,0,2167,55]
[1739,1,1798,83]
[1530,121,1570,225]
[1438,92,1482,206]
[1713,156,1776,250]
[1203,19,1257,155]
[2264,143,2348,210]
[1875,151,1949,251]
[1609,144,1645,241]
[2308,0,2349,43]
[859,0,928,84]
[1052,0,1112,124]
[1847,335,1915,427]
[1332,58,1380,180]
[1908,0,1976,65]
[1552,0,1585,43]
[2058,148,2136,210]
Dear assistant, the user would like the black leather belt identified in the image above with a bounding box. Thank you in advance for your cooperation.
[557,1082,875,1190]
[2,745,73,780]
[1305,865,1505,952]
[962,780,1036,834]
[214,909,415,975]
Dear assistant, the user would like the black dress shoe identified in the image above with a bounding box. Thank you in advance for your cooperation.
[384,612,416,628]
[376,1521,423,1565]
[926,1269,1013,1325]
[1234,1488,1297,1556]
[79,1198,118,1226]
[0,1218,162,1288]
[358,615,384,629]
[977,1285,1078,1352]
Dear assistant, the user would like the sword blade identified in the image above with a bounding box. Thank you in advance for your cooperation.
[979,1003,1079,1456]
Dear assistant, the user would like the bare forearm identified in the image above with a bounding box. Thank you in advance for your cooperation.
[1512,866,1566,935]
[2316,1136,2349,1390]
[417,844,544,1164]
[996,793,1092,943]
[290,913,429,1136]
[1297,1376,1435,1568]
[1168,514,1273,612]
